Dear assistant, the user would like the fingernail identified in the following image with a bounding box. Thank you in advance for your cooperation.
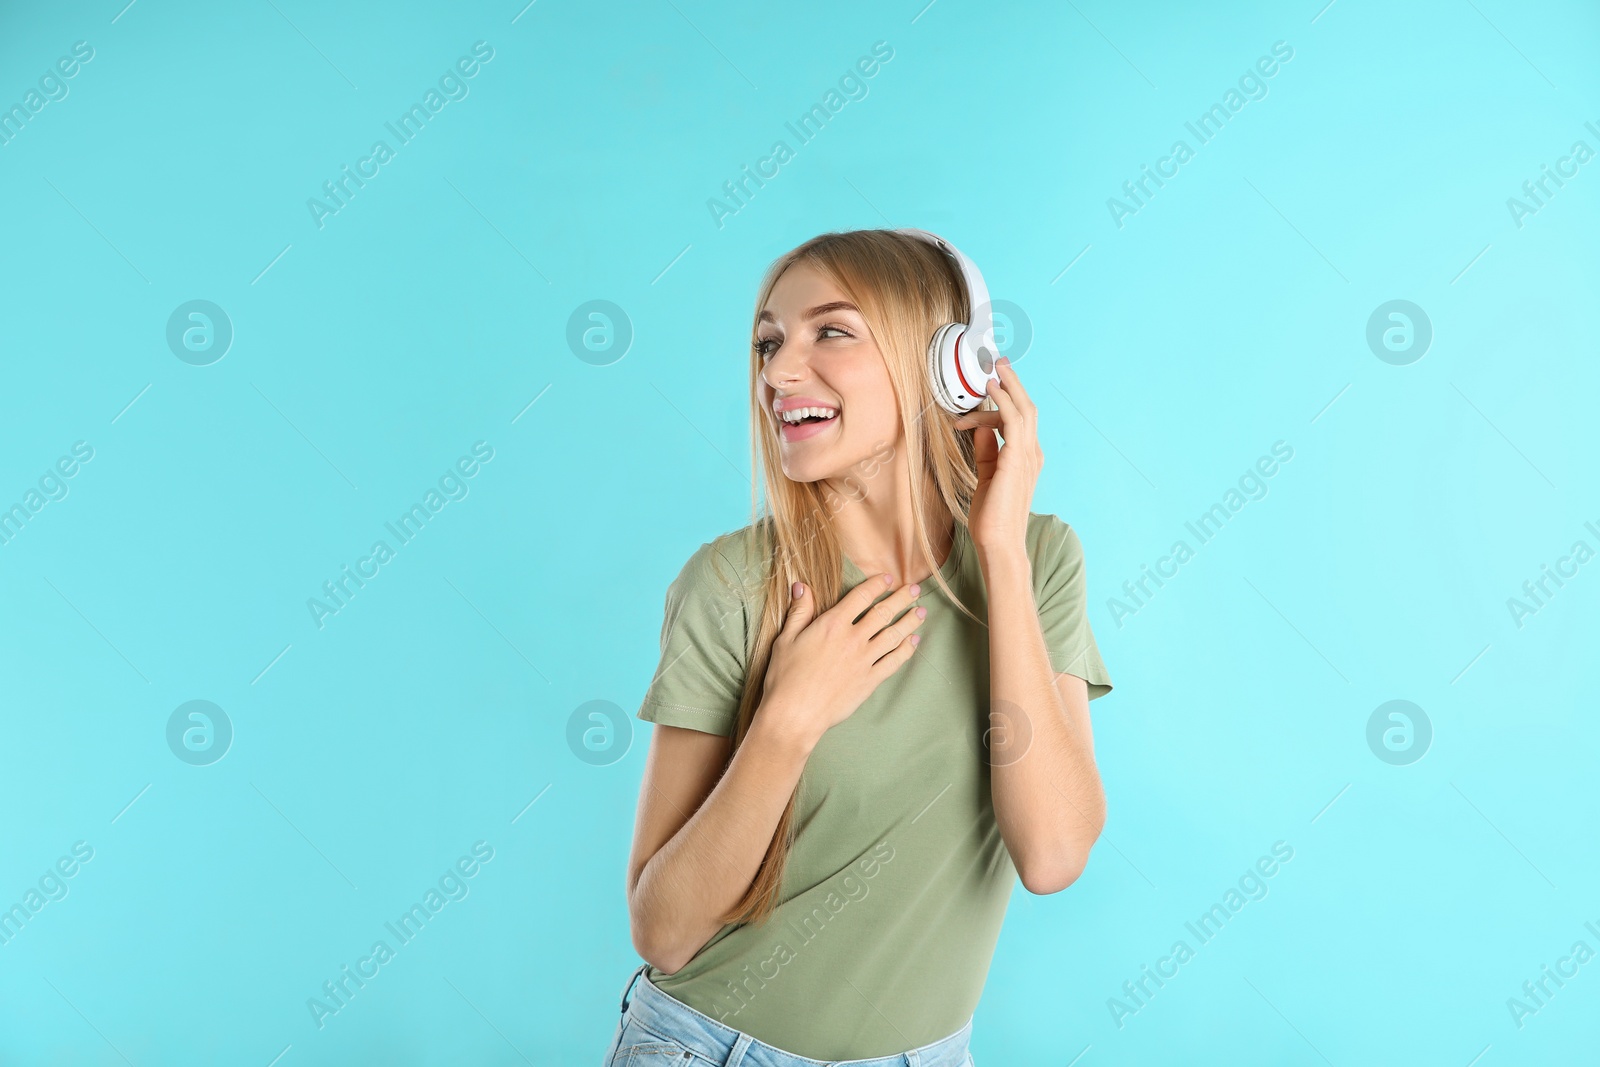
[911,634,921,646]
[884,573,894,586]
[909,583,921,596]
[792,581,802,599]
[916,606,927,618]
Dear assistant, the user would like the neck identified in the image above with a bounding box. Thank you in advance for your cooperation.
[825,447,954,586]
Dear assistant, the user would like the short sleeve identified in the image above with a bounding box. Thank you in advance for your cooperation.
[637,541,750,737]
[1032,515,1114,700]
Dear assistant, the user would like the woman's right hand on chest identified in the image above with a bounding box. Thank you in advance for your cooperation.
[758,573,927,746]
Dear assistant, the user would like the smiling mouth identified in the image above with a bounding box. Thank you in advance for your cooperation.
[777,408,840,440]
[781,412,838,426]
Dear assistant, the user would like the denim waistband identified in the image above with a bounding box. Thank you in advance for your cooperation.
[616,963,973,1067]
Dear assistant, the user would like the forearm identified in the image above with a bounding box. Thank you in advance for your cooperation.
[630,708,815,972]
[981,545,1106,892]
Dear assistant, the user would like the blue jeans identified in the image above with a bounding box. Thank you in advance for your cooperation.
[601,963,976,1066]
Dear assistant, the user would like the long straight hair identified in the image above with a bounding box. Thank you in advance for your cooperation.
[713,229,987,926]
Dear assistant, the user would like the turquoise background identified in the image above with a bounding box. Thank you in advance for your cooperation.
[2,0,1597,1063]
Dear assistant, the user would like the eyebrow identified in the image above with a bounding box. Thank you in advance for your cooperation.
[757,300,859,325]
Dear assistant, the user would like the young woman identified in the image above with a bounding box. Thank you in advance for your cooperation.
[606,229,1114,1066]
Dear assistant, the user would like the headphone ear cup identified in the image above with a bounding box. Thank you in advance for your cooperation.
[927,322,962,413]
[929,322,982,414]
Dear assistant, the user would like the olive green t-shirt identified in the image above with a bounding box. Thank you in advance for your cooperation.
[635,512,1113,1060]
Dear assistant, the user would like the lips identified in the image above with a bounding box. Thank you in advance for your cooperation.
[778,409,838,442]
[774,396,840,442]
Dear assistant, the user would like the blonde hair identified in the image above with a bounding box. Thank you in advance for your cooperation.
[714,229,986,926]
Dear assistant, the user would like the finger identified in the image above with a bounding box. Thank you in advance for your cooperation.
[992,370,1036,445]
[836,570,899,625]
[870,629,921,674]
[974,424,998,481]
[867,600,927,656]
[1009,372,1038,447]
[996,357,1038,423]
[985,373,1020,438]
[780,579,815,637]
[856,580,923,638]
[998,361,1036,444]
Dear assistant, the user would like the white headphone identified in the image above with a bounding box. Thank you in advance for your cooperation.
[895,228,999,414]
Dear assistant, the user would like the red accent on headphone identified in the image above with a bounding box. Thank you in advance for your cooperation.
[953,331,981,401]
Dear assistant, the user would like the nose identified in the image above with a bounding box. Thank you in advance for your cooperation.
[760,334,809,390]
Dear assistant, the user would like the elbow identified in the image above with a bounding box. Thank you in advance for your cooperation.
[630,916,691,976]
[628,865,715,975]
[1020,856,1087,895]
[632,935,687,977]
[1020,798,1106,896]
[628,897,694,976]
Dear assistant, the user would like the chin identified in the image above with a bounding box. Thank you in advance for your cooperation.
[779,461,828,484]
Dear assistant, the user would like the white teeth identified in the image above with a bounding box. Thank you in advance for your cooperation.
[780,406,839,424]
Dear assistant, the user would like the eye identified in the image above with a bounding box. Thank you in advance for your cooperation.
[753,324,852,360]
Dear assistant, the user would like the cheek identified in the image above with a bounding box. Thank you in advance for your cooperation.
[839,374,894,426]
[847,391,899,441]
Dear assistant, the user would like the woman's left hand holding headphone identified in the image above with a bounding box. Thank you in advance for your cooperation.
[952,356,1040,557]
